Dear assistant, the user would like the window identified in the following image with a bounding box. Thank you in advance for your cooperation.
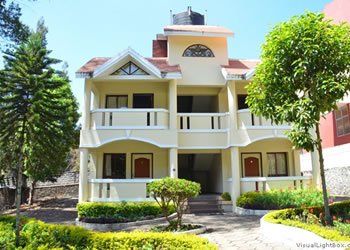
[105,95,128,108]
[335,105,350,137]
[267,153,288,176]
[133,94,154,108]
[183,44,214,57]
[103,154,126,179]
[112,61,149,75]
[237,95,248,110]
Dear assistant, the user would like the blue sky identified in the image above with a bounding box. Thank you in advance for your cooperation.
[18,0,331,113]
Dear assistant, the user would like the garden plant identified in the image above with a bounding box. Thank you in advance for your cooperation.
[147,177,201,231]
[236,185,327,210]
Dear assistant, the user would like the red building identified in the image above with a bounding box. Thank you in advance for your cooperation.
[320,0,350,148]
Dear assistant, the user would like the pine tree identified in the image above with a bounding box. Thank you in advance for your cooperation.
[0,21,79,246]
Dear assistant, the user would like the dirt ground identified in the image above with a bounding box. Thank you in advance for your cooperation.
[0,198,78,225]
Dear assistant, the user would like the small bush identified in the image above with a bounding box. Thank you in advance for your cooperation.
[221,192,231,201]
[76,201,175,222]
[264,200,350,242]
[236,185,325,209]
[147,177,201,228]
[0,216,217,249]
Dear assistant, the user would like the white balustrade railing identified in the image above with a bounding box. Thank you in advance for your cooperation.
[177,113,229,130]
[90,109,168,129]
[88,179,159,202]
[227,176,312,193]
[237,109,290,128]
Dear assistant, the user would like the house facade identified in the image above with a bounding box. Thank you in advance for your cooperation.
[76,7,312,206]
[300,0,350,196]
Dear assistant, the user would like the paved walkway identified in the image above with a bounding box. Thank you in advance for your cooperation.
[124,213,295,250]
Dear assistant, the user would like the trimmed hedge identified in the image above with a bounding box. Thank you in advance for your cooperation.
[77,201,176,221]
[264,200,350,242]
[0,216,217,249]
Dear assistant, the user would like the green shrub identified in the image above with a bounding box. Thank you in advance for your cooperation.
[264,200,350,242]
[221,192,231,201]
[236,186,325,209]
[0,216,217,249]
[147,177,201,228]
[236,191,259,207]
[76,201,175,221]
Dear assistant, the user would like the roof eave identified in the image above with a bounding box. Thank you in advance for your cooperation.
[164,31,234,38]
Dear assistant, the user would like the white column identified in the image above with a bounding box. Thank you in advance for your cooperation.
[293,149,301,176]
[230,147,240,211]
[82,79,92,130]
[169,148,178,178]
[79,148,89,203]
[168,79,177,130]
[310,128,321,187]
[227,81,237,129]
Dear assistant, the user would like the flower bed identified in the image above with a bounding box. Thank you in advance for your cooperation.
[264,200,350,242]
[76,201,176,224]
[236,185,326,210]
[0,216,217,249]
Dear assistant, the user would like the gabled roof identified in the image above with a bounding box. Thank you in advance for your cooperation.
[76,47,181,79]
[221,59,260,80]
[323,0,350,24]
[164,25,234,37]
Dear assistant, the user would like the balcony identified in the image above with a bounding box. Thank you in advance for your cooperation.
[237,109,290,129]
[90,109,169,129]
[88,179,158,202]
[177,113,229,131]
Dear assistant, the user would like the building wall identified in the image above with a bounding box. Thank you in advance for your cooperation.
[89,140,168,179]
[93,80,169,109]
[320,111,335,148]
[239,139,298,177]
[168,36,228,86]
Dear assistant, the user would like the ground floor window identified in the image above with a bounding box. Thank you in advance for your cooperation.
[103,154,126,178]
[267,152,287,176]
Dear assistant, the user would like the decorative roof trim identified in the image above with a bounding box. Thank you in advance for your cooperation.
[93,47,162,79]
[164,31,234,37]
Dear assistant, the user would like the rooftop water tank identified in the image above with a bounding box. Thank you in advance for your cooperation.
[173,6,205,25]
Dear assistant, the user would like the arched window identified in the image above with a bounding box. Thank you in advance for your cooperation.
[183,44,214,57]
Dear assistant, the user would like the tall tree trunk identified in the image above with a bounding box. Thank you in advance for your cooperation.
[28,180,37,205]
[315,123,331,225]
[15,157,24,247]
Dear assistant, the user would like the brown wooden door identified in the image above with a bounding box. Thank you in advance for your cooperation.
[244,157,259,177]
[134,158,150,178]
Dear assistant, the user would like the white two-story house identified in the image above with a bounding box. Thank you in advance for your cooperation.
[76,7,312,207]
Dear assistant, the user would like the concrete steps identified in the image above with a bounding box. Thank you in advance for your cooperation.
[187,195,224,214]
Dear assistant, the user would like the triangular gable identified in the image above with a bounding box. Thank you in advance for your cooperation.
[111,61,149,76]
[93,47,162,79]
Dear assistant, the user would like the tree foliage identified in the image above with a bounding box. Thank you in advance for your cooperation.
[246,11,350,225]
[0,0,31,47]
[0,20,79,245]
[147,177,201,228]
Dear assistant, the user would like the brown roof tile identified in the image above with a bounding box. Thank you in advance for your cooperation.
[76,57,181,75]
[222,59,260,75]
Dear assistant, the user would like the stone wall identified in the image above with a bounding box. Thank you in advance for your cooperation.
[303,166,350,196]
[33,184,78,200]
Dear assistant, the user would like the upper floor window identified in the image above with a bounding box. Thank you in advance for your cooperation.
[103,153,126,179]
[112,61,149,75]
[183,44,214,57]
[106,95,128,108]
[335,105,350,137]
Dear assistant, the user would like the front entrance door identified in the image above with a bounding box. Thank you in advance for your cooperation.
[132,154,153,178]
[242,153,261,177]
[244,157,259,177]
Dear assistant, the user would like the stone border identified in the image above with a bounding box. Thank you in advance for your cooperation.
[174,224,206,235]
[260,215,345,249]
[234,206,273,216]
[75,213,177,232]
